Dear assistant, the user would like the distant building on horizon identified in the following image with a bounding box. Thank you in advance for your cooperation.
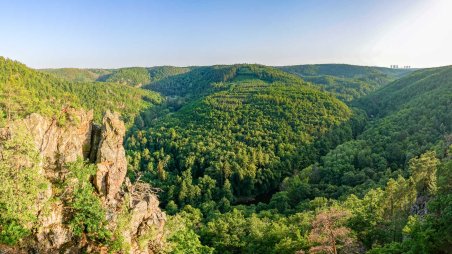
[390,65,411,69]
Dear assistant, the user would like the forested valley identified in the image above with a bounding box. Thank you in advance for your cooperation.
[1,56,451,253]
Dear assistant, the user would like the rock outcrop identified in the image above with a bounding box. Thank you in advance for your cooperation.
[15,108,93,180]
[0,109,166,254]
[94,111,128,201]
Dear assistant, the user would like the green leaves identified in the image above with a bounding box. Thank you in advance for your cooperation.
[0,220,30,245]
[65,159,111,243]
[409,151,439,196]
[0,126,50,245]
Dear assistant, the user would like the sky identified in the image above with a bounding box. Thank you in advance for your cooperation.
[0,0,451,68]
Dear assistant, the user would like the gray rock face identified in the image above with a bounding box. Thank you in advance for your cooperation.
[0,109,166,254]
[18,109,94,180]
[35,201,73,252]
[128,184,167,253]
[94,111,127,201]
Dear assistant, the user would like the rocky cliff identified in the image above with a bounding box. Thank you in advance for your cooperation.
[0,109,166,254]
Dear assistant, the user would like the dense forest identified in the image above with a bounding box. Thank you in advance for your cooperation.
[42,66,191,87]
[0,57,162,124]
[1,57,451,253]
[128,64,452,253]
[279,64,414,102]
[40,68,113,83]
[127,64,354,206]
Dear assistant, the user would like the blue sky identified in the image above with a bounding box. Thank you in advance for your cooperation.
[0,0,451,68]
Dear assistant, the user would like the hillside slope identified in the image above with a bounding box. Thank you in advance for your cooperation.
[0,57,162,124]
[278,65,452,200]
[279,64,414,101]
[127,65,356,206]
[40,68,113,82]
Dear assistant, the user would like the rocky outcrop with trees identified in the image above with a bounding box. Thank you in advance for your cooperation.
[0,109,166,253]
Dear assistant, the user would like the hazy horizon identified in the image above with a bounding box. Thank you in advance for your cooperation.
[1,0,451,69]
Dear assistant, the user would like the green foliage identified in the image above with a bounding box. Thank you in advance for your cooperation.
[103,67,151,87]
[148,66,191,83]
[127,65,352,209]
[67,80,162,123]
[279,64,413,101]
[409,151,439,196]
[399,159,452,253]
[201,209,311,254]
[0,57,78,121]
[2,57,451,253]
[0,126,49,245]
[65,159,111,243]
[0,57,162,124]
[274,66,452,202]
[144,64,304,98]
[166,212,214,254]
[109,197,133,252]
[40,68,113,83]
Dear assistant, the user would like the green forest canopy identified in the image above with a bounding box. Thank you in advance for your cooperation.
[279,64,414,101]
[0,57,162,124]
[1,57,451,253]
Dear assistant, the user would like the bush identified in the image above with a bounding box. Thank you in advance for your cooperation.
[66,159,111,243]
[0,126,49,245]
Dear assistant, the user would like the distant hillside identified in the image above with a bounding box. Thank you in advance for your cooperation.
[278,64,414,101]
[279,64,412,78]
[357,66,452,116]
[148,66,191,83]
[42,66,191,88]
[99,67,150,87]
[0,57,162,124]
[144,64,304,98]
[40,68,113,83]
[42,64,413,102]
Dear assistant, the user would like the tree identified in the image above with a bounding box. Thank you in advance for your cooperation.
[308,207,356,254]
[165,214,213,254]
[65,159,111,243]
[0,126,49,245]
[409,151,439,196]
[202,209,248,253]
[382,176,416,242]
[0,76,31,122]
[166,201,178,215]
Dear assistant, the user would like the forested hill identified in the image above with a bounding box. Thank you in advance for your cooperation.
[238,64,451,253]
[272,65,452,201]
[278,64,414,101]
[357,65,452,117]
[127,64,452,253]
[41,63,413,103]
[279,64,411,78]
[0,57,162,124]
[126,64,357,207]
[41,66,191,87]
[143,64,304,98]
[40,68,113,83]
